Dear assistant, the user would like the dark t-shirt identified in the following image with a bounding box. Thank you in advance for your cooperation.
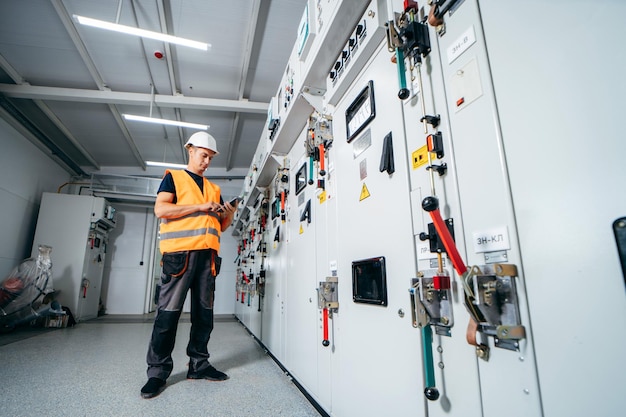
[157,170,223,205]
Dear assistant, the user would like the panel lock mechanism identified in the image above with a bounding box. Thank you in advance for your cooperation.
[464,263,526,351]
[409,272,449,403]
[318,276,339,347]
[409,269,454,336]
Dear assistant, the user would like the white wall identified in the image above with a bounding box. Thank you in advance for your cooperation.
[0,117,70,280]
[101,205,155,315]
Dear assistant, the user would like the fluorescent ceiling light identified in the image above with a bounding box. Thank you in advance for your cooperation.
[146,161,188,169]
[74,15,210,51]
[123,114,208,130]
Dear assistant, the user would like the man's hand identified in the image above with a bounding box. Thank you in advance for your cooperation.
[218,199,239,230]
[218,200,238,215]
[155,192,222,219]
[200,201,223,213]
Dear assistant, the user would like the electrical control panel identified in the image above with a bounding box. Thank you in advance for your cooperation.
[232,1,626,417]
[325,0,387,105]
[91,197,116,230]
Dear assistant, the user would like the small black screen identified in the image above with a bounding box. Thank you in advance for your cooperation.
[352,256,387,306]
[271,197,280,219]
[295,162,307,195]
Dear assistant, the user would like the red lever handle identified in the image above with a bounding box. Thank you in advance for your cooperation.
[319,144,326,176]
[280,191,285,213]
[322,307,330,347]
[422,197,467,276]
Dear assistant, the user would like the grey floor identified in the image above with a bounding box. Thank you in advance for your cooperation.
[0,315,322,417]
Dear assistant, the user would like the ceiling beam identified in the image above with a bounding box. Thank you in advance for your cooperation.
[50,0,108,91]
[0,83,269,114]
[226,0,262,171]
[159,0,189,161]
[0,96,87,176]
[51,0,146,169]
[0,53,100,169]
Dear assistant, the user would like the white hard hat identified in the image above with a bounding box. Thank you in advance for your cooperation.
[185,131,219,154]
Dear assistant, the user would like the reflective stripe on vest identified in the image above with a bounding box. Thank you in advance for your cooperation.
[159,226,220,241]
[159,169,222,254]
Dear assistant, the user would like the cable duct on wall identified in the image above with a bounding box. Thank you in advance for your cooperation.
[0,95,87,177]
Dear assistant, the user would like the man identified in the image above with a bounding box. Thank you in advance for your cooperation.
[140,131,238,399]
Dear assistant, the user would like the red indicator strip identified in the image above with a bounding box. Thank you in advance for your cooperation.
[433,275,450,290]
[427,135,435,152]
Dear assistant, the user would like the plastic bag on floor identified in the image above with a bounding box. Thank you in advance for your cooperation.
[0,245,61,329]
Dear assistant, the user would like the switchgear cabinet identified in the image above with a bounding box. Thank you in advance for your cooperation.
[31,192,116,322]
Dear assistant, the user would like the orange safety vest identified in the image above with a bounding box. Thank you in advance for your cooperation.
[158,169,222,254]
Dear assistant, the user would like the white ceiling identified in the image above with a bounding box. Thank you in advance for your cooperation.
[0,0,307,180]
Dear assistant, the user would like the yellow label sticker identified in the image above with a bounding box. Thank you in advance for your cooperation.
[359,183,371,201]
[319,190,327,204]
[412,145,429,170]
[299,224,304,234]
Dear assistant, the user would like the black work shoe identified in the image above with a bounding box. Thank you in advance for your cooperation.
[141,377,166,399]
[187,365,229,381]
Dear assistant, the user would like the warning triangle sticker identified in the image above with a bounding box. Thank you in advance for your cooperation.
[299,224,304,234]
[359,183,370,201]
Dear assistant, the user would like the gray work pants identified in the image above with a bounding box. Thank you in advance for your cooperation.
[146,249,217,380]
